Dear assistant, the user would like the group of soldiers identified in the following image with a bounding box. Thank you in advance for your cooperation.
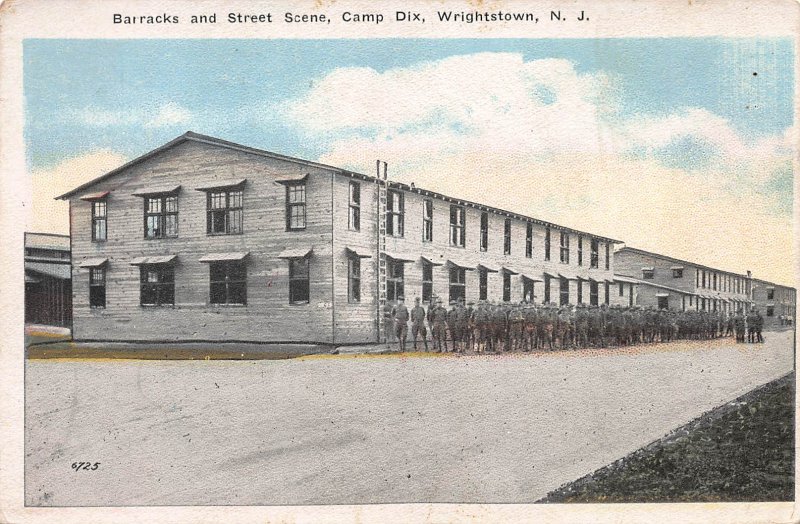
[390,296,767,353]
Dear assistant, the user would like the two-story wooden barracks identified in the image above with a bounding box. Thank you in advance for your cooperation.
[58,132,629,344]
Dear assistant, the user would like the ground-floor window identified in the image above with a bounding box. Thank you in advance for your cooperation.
[140,264,174,306]
[478,268,488,301]
[450,267,466,303]
[289,258,310,304]
[544,275,551,303]
[386,258,404,302]
[589,280,598,306]
[89,268,106,308]
[767,306,775,317]
[629,284,633,306]
[619,282,624,296]
[604,282,610,305]
[422,260,433,303]
[523,278,534,303]
[577,279,583,304]
[210,261,247,305]
[348,257,361,303]
[502,272,511,302]
[559,277,569,306]
[658,296,668,310]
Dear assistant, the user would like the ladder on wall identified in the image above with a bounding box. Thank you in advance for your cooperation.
[376,160,388,344]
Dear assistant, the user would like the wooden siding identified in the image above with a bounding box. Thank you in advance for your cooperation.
[70,140,335,343]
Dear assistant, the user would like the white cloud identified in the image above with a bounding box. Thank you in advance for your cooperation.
[282,52,794,284]
[29,150,128,235]
[72,102,193,128]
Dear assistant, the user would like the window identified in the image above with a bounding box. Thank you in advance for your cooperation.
[450,205,465,247]
[619,282,624,296]
[559,232,570,264]
[523,278,534,302]
[503,272,511,302]
[767,306,775,317]
[559,277,569,306]
[629,284,634,306]
[480,212,488,252]
[525,223,533,258]
[386,190,404,237]
[577,236,583,266]
[767,288,775,300]
[289,258,310,304]
[672,268,683,278]
[348,257,361,303]
[422,260,433,303]
[140,264,174,306]
[386,258,404,302]
[208,189,243,235]
[91,201,107,242]
[642,269,654,279]
[604,281,610,305]
[544,274,551,303]
[590,280,599,306]
[503,219,511,255]
[285,183,306,231]
[544,228,551,261]
[144,195,178,239]
[348,181,360,231]
[657,296,668,310]
[605,243,610,270]
[713,273,717,291]
[577,279,583,304]
[210,261,247,305]
[696,270,700,288]
[449,267,466,303]
[702,270,706,288]
[590,239,599,268]
[89,268,106,308]
[423,199,433,242]
[479,268,488,301]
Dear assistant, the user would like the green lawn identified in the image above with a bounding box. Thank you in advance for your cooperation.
[541,372,795,503]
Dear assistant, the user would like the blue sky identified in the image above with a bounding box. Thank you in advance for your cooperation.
[24,38,793,169]
[24,38,796,283]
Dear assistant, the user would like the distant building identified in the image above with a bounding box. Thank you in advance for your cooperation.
[614,246,753,312]
[25,232,72,327]
[56,132,621,344]
[751,279,796,327]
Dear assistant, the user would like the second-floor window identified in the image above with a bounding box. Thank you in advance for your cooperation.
[349,181,360,231]
[450,205,465,247]
[605,243,610,270]
[577,236,583,266]
[285,182,306,231]
[767,288,775,300]
[673,268,683,278]
[208,189,243,235]
[525,223,533,258]
[590,239,599,268]
[642,268,654,279]
[560,232,570,264]
[480,212,488,252]
[144,195,178,239]
[503,219,511,255]
[544,228,551,261]
[92,201,107,242]
[386,190,404,237]
[423,199,433,242]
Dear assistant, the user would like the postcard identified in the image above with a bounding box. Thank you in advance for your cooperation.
[1,0,797,522]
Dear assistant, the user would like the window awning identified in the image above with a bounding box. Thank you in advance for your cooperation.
[558,273,576,280]
[521,274,542,283]
[641,267,655,272]
[199,252,249,263]
[79,191,110,201]
[476,263,498,273]
[132,184,181,197]
[25,262,71,280]
[655,292,669,297]
[345,247,372,259]
[278,247,313,259]
[670,266,685,270]
[275,173,309,185]
[613,275,639,284]
[502,267,518,275]
[78,257,109,268]
[543,271,558,279]
[195,178,247,191]
[420,256,443,266]
[448,259,475,270]
[130,255,177,265]
[386,253,414,263]
[25,273,41,284]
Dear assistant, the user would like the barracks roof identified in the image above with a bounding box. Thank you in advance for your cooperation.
[615,246,751,280]
[56,131,621,244]
[24,232,70,252]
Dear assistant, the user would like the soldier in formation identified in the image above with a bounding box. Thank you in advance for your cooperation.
[394,298,755,353]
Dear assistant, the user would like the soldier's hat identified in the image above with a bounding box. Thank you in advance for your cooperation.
[398,295,405,300]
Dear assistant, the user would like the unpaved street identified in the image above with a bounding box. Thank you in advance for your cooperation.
[25,332,794,505]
